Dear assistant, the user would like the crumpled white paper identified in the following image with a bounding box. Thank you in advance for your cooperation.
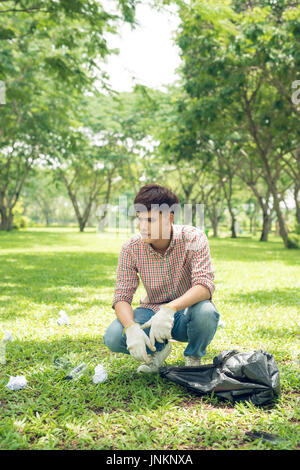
[92,364,107,384]
[5,375,27,391]
[57,310,69,326]
[218,319,226,328]
[3,330,12,342]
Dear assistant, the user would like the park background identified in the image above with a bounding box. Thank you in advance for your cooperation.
[0,0,299,450]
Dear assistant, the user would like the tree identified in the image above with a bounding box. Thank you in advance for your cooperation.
[22,167,65,226]
[0,0,139,230]
[55,138,127,232]
[174,0,300,248]
[0,51,81,230]
[281,145,300,224]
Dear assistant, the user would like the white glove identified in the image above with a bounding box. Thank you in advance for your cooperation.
[125,323,156,363]
[140,306,176,347]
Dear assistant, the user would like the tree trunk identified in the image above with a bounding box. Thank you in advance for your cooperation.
[212,220,218,237]
[192,207,196,227]
[59,171,94,233]
[0,205,14,231]
[216,158,236,238]
[229,206,237,238]
[79,219,86,232]
[97,204,109,232]
[42,207,51,226]
[208,206,221,238]
[295,186,300,224]
[253,211,257,235]
[45,214,51,227]
[272,189,290,247]
[260,210,271,241]
[243,92,292,247]
[257,153,291,247]
[98,217,106,232]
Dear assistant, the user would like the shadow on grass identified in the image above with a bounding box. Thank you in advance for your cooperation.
[228,288,300,308]
[0,230,86,250]
[253,326,299,339]
[0,229,126,251]
[1,229,300,265]
[0,251,118,317]
[210,238,300,266]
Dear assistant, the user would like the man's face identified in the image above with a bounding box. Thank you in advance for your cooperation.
[136,210,173,242]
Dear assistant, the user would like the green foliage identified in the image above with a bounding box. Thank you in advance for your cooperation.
[9,199,29,229]
[166,0,300,248]
[0,0,139,231]
[13,214,30,229]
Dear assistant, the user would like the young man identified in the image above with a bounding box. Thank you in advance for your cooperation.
[103,183,220,373]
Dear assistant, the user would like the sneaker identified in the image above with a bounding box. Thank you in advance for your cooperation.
[137,343,172,373]
[185,356,202,367]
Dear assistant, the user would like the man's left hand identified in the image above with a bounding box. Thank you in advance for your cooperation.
[140,305,177,347]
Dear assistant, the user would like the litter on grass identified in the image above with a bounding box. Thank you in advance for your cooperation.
[93,364,108,384]
[54,357,108,383]
[5,376,27,391]
[244,431,286,445]
[57,310,69,326]
[63,363,88,381]
[3,330,12,342]
[160,349,280,406]
[53,356,73,370]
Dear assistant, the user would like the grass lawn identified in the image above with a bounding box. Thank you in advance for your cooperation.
[0,227,299,450]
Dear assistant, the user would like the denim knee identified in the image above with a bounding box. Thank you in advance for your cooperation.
[133,307,155,325]
[188,300,220,331]
[103,320,124,353]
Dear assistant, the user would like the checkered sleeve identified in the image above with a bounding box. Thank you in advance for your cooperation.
[189,231,215,299]
[111,243,139,310]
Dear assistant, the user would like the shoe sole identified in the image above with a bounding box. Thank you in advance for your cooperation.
[185,357,202,367]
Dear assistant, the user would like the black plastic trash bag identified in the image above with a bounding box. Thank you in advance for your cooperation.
[159,349,280,406]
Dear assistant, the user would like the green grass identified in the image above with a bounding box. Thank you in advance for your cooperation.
[0,228,299,450]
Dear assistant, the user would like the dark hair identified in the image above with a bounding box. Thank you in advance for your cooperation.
[134,183,180,214]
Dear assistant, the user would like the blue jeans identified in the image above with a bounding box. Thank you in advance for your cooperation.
[103,300,220,358]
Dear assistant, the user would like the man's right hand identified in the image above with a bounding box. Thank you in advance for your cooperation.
[125,323,156,363]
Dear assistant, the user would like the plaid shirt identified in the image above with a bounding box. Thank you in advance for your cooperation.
[112,224,215,313]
